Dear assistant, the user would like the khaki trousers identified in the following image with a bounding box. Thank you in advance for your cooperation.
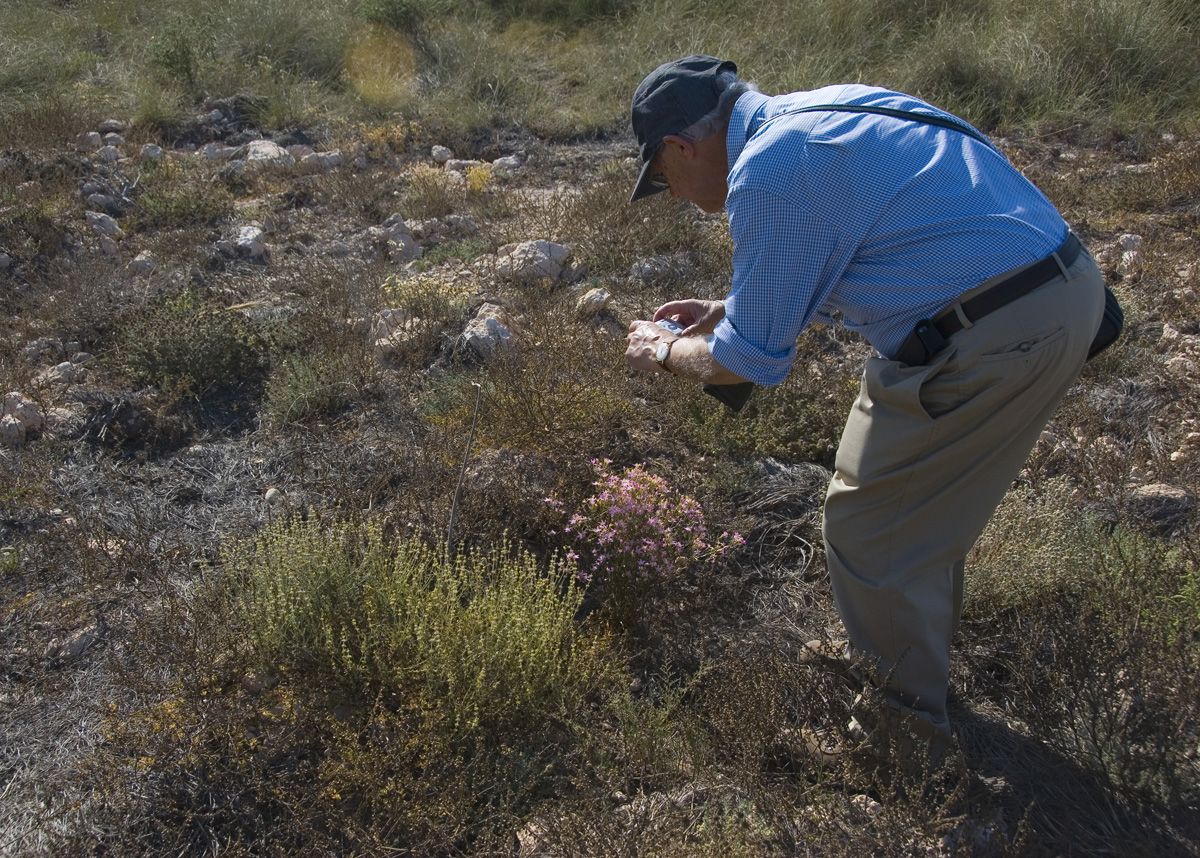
[823,245,1106,744]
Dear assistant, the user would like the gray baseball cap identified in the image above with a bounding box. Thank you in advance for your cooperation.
[629,55,738,203]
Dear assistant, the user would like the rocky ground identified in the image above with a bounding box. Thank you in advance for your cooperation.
[1,100,1198,855]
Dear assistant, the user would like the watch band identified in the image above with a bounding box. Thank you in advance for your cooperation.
[654,337,675,371]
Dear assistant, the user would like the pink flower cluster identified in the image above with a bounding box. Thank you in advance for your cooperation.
[555,459,743,586]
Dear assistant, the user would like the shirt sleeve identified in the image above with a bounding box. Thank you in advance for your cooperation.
[709,186,839,386]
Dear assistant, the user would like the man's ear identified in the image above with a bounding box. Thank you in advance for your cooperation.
[661,134,697,160]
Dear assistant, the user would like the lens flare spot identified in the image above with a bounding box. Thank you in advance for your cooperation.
[345,24,419,109]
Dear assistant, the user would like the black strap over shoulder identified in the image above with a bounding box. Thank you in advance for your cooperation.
[751,103,998,152]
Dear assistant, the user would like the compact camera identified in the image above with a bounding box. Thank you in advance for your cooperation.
[655,319,754,413]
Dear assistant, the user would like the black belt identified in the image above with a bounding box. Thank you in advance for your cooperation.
[895,232,1083,366]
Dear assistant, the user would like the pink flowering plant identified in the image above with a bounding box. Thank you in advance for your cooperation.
[549,459,743,623]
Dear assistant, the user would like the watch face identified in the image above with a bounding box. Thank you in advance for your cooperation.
[655,341,671,365]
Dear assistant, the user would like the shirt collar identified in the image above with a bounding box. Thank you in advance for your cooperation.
[726,90,772,171]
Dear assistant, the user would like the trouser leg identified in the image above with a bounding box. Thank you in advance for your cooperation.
[822,253,1105,742]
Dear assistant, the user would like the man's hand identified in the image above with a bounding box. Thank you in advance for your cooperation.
[625,320,674,373]
[653,299,725,336]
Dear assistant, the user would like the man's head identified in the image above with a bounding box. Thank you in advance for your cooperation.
[629,54,749,212]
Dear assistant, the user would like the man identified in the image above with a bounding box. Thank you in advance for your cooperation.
[624,55,1106,764]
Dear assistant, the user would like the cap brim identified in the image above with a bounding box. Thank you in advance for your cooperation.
[629,155,666,203]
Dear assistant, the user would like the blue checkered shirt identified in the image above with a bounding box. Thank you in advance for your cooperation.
[710,87,1068,385]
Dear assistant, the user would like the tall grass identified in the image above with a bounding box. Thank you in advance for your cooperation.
[1,0,1197,142]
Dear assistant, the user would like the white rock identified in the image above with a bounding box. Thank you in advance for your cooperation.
[372,308,426,356]
[241,139,296,173]
[1118,233,1143,253]
[234,226,268,261]
[406,219,443,241]
[140,143,164,161]
[76,131,103,153]
[297,150,343,174]
[492,154,523,174]
[265,487,287,506]
[1,415,26,448]
[86,193,117,212]
[460,304,513,360]
[128,251,157,276]
[95,145,121,164]
[431,145,453,164]
[200,142,238,162]
[443,213,478,236]
[38,361,84,385]
[368,215,420,262]
[444,158,484,173]
[103,132,125,147]
[1123,163,1152,174]
[286,144,315,160]
[1165,355,1197,377]
[496,239,571,285]
[850,794,883,817]
[3,392,43,434]
[630,253,693,281]
[575,287,610,318]
[98,118,126,134]
[22,337,63,363]
[371,307,412,341]
[85,211,123,239]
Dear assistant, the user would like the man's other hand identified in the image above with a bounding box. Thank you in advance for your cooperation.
[653,299,725,336]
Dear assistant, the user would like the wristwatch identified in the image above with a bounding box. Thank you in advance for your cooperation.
[654,337,675,371]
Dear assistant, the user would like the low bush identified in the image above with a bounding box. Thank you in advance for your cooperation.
[231,517,607,734]
[263,351,364,426]
[461,310,636,458]
[114,290,264,393]
[131,161,233,232]
[401,163,463,219]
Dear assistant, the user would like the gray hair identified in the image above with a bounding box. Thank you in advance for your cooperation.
[679,72,756,141]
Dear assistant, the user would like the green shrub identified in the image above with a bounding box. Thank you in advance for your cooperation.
[264,351,363,426]
[115,291,264,392]
[148,24,208,88]
[359,0,452,30]
[230,517,605,733]
[131,161,233,231]
[415,236,493,270]
[401,164,463,219]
